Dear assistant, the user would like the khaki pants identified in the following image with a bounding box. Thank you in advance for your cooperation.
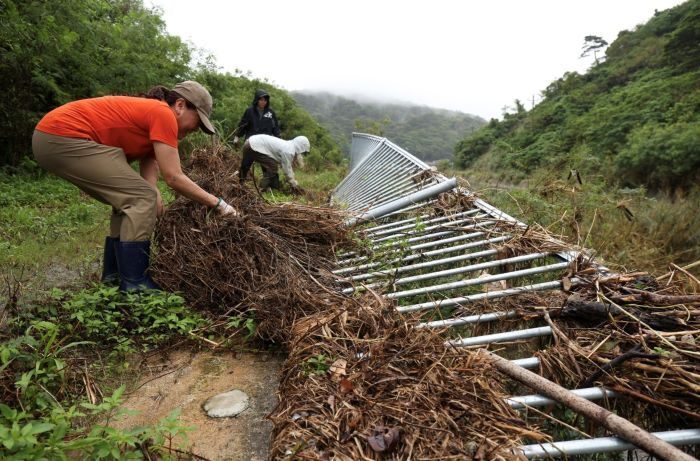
[32,131,157,241]
[241,141,280,189]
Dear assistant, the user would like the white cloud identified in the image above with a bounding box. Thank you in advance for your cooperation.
[147,0,685,119]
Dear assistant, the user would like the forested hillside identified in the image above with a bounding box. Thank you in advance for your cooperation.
[293,91,485,162]
[455,0,700,190]
[0,0,342,169]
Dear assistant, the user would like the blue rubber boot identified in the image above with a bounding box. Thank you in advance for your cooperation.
[115,240,161,292]
[101,237,120,286]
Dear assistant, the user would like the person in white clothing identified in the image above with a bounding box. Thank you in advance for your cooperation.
[239,134,310,192]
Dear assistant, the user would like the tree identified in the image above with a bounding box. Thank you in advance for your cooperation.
[580,35,609,64]
[0,0,191,166]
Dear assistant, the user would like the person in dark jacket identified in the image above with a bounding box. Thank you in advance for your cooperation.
[233,89,281,146]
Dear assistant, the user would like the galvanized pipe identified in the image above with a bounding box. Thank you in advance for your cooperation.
[512,357,541,369]
[417,310,518,329]
[352,165,430,203]
[447,326,553,348]
[346,252,551,293]
[336,221,498,265]
[370,214,487,244]
[354,179,434,212]
[345,247,501,281]
[341,150,412,202]
[507,387,616,409]
[335,234,507,276]
[335,147,395,202]
[345,162,418,206]
[333,137,384,194]
[397,279,577,313]
[363,213,433,235]
[345,178,458,226]
[367,209,480,237]
[386,261,570,300]
[519,429,700,459]
[379,200,437,219]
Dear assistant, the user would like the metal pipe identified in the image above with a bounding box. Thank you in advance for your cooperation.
[507,387,616,409]
[397,279,575,313]
[333,137,384,194]
[379,200,437,219]
[367,209,480,237]
[386,261,570,299]
[334,234,507,276]
[363,213,433,235]
[512,357,541,369]
[416,310,518,329]
[353,165,429,203]
[344,178,458,227]
[345,161,417,206]
[344,246,500,280]
[346,252,551,293]
[519,429,700,459]
[336,221,498,266]
[446,326,552,347]
[341,151,411,203]
[336,147,394,202]
[370,214,487,244]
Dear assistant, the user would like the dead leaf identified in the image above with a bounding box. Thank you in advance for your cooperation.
[339,378,354,394]
[562,276,572,292]
[367,426,400,453]
[329,359,347,381]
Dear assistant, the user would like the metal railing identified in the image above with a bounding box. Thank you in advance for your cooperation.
[331,133,699,459]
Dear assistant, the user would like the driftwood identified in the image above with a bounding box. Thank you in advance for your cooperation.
[612,288,700,306]
[561,299,687,331]
[480,349,697,461]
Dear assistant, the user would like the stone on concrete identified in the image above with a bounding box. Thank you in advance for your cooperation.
[203,389,250,418]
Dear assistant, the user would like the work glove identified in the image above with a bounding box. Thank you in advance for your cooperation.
[215,198,240,217]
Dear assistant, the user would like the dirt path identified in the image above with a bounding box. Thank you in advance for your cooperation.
[112,348,285,460]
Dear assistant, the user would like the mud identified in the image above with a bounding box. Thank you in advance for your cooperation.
[112,348,284,461]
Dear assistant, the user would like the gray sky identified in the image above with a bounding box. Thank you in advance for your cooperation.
[146,0,685,120]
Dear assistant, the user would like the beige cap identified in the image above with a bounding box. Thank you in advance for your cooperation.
[173,80,215,135]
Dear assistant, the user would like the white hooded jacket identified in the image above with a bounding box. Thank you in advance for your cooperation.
[248,134,310,187]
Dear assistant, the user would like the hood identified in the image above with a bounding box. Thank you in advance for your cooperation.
[252,89,270,106]
[292,136,310,155]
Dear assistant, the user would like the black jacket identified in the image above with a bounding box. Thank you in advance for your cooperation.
[236,89,281,139]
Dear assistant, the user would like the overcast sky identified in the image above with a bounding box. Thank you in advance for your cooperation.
[146,0,685,120]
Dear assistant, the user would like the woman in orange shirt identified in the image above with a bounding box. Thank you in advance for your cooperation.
[32,81,237,291]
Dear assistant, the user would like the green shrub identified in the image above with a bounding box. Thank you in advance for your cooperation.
[616,121,700,188]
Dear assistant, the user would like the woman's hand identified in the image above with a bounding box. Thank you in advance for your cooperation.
[215,198,240,217]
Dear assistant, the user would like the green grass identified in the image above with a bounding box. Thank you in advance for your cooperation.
[0,167,109,286]
[443,163,700,274]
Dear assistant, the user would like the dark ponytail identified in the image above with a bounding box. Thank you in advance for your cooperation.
[144,85,194,109]
[144,85,171,101]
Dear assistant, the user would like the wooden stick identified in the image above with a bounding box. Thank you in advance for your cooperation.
[670,263,700,287]
[608,384,700,421]
[479,349,697,461]
[657,259,700,281]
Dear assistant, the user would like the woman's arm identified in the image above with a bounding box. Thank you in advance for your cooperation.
[153,142,219,207]
[139,156,165,216]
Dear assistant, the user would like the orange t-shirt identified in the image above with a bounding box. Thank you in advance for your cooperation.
[36,96,178,161]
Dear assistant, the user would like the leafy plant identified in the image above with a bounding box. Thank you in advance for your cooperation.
[302,354,330,375]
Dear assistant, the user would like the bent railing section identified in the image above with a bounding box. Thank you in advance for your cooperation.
[330,133,699,459]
